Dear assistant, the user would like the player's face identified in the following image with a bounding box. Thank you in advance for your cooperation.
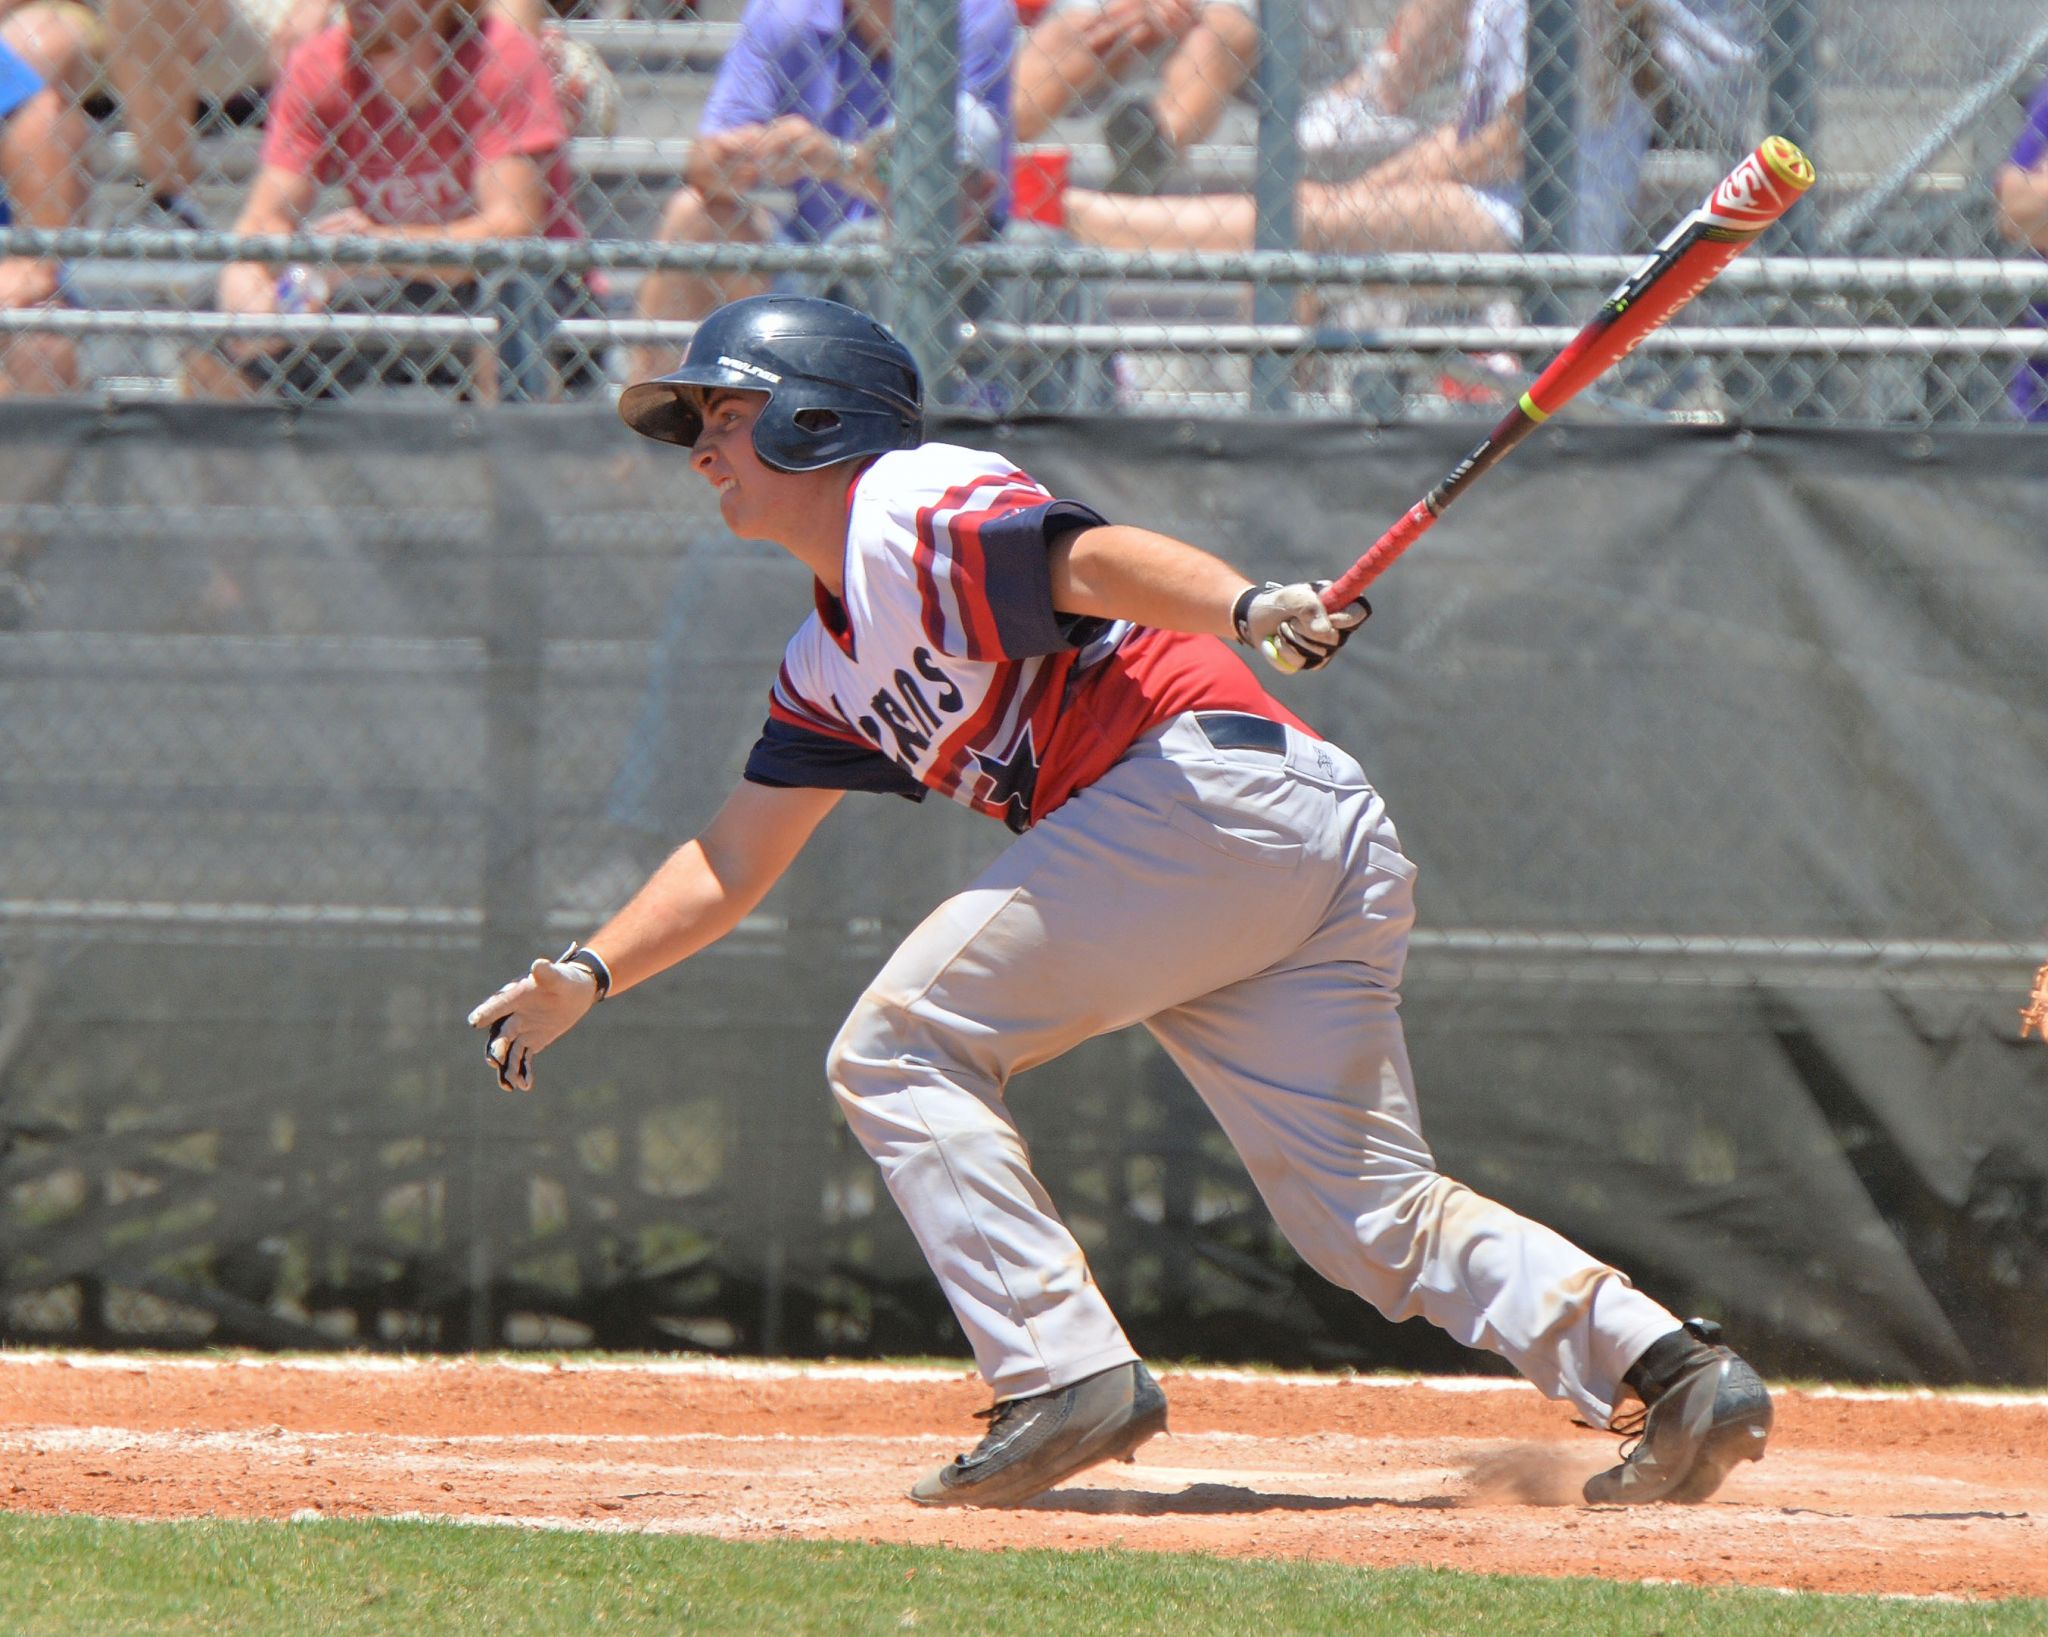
[691,389,790,539]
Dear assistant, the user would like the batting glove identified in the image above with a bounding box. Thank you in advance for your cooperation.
[1232,580,1371,675]
[466,946,610,1093]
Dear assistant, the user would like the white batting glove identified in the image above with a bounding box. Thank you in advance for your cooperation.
[466,947,608,1092]
[1232,580,1371,675]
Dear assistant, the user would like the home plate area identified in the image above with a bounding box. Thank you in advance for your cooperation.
[1,1355,2042,1600]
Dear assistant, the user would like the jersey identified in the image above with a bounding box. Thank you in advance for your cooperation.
[744,443,1314,832]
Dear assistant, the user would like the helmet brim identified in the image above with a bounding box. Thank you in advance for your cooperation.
[618,360,766,447]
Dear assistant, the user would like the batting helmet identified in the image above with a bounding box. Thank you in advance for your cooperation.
[618,295,924,471]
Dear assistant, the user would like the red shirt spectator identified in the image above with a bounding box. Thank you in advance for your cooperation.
[194,3,604,403]
[262,13,581,239]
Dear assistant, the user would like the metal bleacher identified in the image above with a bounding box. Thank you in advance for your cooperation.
[53,0,2048,416]
[64,0,1335,400]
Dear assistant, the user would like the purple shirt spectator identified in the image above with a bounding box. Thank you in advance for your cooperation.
[701,0,1016,243]
[2008,77,2048,422]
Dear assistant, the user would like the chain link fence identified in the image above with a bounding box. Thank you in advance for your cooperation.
[1,0,2045,1368]
[3,407,2043,1371]
[0,0,2041,421]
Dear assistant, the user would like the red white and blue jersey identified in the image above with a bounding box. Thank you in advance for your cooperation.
[745,443,1313,832]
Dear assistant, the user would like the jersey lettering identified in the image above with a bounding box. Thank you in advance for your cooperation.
[871,689,932,760]
[914,648,964,713]
[747,445,1305,829]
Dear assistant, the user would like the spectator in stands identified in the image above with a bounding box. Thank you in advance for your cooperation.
[99,0,218,227]
[628,0,1015,385]
[1058,0,1703,257]
[0,0,256,228]
[1016,0,1412,194]
[189,0,596,402]
[1995,69,2048,423]
[266,0,620,138]
[1015,0,1255,194]
[0,22,88,393]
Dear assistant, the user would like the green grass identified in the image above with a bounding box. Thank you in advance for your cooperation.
[0,1517,2039,1637]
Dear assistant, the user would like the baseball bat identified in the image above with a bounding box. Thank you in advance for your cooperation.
[1277,134,1814,660]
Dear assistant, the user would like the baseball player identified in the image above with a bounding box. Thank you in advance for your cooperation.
[467,294,1772,1509]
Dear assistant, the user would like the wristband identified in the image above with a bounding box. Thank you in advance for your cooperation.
[559,943,612,1002]
[1231,584,1263,646]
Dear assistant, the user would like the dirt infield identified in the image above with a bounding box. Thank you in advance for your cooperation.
[2,1354,2044,1601]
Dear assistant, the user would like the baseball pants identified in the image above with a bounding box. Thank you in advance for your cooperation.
[827,710,1678,1426]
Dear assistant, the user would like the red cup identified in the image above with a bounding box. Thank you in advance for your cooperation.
[1011,148,1070,229]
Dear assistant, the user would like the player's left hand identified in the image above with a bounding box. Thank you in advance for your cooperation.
[466,955,601,1092]
[1233,580,1371,675]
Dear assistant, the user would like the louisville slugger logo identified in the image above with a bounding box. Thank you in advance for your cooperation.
[1709,153,1774,221]
[1702,137,1814,230]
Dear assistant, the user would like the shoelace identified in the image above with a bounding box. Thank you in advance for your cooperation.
[950,1398,1024,1465]
[1608,1397,1649,1462]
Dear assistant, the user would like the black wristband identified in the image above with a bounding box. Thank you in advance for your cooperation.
[559,943,612,1002]
[1231,584,1262,646]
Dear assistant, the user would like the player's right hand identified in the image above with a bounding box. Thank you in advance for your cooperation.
[466,956,600,1092]
[1232,580,1371,675]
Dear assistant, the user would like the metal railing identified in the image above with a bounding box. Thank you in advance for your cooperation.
[0,0,2035,421]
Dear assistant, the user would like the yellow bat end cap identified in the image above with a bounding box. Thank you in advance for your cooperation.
[1760,136,1816,194]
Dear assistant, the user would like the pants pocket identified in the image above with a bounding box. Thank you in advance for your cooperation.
[1367,841,1417,881]
[1168,799,1305,869]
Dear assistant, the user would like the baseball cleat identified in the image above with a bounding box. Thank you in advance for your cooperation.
[1584,1318,1772,1505]
[909,1360,1168,1508]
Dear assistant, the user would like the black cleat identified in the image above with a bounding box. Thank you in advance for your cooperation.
[1584,1318,1772,1505]
[910,1360,1168,1508]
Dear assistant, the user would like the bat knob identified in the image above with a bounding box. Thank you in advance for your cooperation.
[1260,634,1307,676]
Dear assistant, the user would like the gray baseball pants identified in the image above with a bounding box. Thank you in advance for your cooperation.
[827,710,1677,1426]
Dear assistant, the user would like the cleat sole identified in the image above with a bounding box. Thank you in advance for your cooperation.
[1664,1411,1771,1505]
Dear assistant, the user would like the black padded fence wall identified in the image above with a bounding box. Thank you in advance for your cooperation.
[1,404,2042,1384]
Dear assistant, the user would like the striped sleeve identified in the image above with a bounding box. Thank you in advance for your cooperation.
[745,718,928,798]
[744,660,925,798]
[913,485,1109,661]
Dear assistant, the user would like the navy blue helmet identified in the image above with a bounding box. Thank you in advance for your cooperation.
[618,295,924,471]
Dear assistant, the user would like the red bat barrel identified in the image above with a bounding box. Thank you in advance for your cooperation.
[1518,135,1817,422]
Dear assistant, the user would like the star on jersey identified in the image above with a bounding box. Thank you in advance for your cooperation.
[972,725,1042,833]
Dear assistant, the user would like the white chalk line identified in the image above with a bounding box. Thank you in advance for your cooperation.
[7,1426,2016,1514]
[17,1425,2028,1607]
[0,1425,1441,1453]
[0,1351,1497,1389]
[2,1350,2043,1406]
